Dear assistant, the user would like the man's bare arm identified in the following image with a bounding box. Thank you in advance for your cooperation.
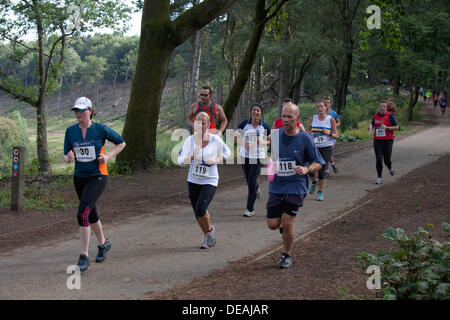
[216,105,228,133]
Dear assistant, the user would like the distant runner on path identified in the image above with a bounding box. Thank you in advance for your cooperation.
[433,90,439,109]
[186,86,228,136]
[370,100,399,185]
[178,112,231,249]
[234,103,271,217]
[439,94,447,116]
[266,102,324,269]
[425,89,432,102]
[63,97,126,272]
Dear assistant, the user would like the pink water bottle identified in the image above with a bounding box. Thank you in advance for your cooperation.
[267,160,274,181]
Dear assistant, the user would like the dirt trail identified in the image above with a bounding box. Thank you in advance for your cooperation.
[0,102,449,300]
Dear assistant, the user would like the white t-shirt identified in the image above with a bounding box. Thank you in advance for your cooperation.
[236,119,271,159]
[177,134,231,186]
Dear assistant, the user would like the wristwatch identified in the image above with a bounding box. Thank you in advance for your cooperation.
[308,166,312,174]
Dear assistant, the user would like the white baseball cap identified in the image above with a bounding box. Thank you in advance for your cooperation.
[71,97,92,111]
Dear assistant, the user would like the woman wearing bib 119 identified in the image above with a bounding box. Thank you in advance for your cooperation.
[178,112,231,249]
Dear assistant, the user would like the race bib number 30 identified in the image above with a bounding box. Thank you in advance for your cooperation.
[276,160,296,176]
[376,127,386,137]
[74,145,96,162]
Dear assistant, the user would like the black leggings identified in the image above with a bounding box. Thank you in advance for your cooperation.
[242,158,261,212]
[74,175,108,227]
[310,146,333,180]
[373,139,393,178]
[188,182,217,219]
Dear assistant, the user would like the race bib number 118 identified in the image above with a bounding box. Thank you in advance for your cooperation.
[276,160,296,176]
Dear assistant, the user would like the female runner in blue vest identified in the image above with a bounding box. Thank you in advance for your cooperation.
[64,97,126,271]
[234,103,271,217]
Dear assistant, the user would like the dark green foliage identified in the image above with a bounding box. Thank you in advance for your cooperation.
[356,223,450,300]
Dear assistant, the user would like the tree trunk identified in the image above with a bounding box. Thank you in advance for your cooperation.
[334,45,353,114]
[393,74,400,97]
[217,83,223,105]
[188,30,202,108]
[223,0,279,123]
[408,85,419,121]
[299,77,305,104]
[254,55,262,102]
[36,2,51,174]
[57,75,63,109]
[333,0,361,114]
[290,54,314,104]
[119,40,173,169]
[117,0,237,171]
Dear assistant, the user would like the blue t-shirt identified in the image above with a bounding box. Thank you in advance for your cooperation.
[328,109,339,120]
[269,129,325,195]
[64,122,124,177]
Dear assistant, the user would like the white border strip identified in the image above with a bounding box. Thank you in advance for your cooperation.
[249,198,374,263]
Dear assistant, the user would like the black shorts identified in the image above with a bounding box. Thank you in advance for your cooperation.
[188,182,217,218]
[266,193,305,219]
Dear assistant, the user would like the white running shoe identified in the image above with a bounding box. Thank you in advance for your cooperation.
[375,177,383,185]
[244,210,255,217]
[200,236,209,249]
[206,225,216,247]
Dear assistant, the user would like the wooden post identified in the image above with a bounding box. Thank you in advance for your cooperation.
[11,146,25,212]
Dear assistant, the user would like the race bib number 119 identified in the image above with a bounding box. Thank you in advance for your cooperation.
[193,163,211,178]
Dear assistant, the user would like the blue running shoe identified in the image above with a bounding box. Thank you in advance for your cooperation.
[77,254,89,271]
[96,239,111,263]
[309,181,317,194]
[317,191,324,201]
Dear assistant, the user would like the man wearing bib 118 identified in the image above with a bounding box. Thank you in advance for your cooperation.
[178,112,231,249]
[234,103,271,217]
[371,100,399,185]
[267,103,324,268]
[307,101,339,201]
[64,97,126,271]
[187,86,228,136]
